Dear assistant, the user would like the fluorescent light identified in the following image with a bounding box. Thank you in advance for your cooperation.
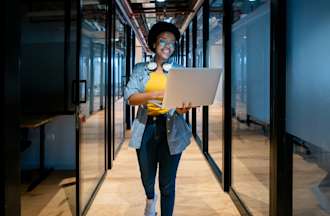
[156,0,166,2]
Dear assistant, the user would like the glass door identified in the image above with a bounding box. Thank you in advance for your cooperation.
[231,1,271,215]
[78,0,107,214]
[286,0,330,215]
[114,14,126,156]
[208,0,225,171]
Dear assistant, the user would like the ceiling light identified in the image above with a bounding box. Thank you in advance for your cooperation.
[156,0,166,2]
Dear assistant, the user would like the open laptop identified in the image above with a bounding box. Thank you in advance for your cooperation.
[160,68,222,109]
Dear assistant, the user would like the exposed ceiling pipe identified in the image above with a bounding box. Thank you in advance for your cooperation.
[179,0,204,34]
[116,0,151,53]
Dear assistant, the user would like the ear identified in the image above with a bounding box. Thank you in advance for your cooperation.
[153,43,156,49]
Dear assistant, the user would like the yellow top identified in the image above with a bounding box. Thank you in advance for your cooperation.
[145,72,169,116]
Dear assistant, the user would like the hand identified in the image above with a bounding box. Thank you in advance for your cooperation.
[176,102,192,114]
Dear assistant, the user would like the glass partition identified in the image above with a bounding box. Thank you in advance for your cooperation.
[196,8,204,141]
[208,0,224,170]
[231,1,270,215]
[182,33,186,67]
[286,0,330,215]
[187,23,193,68]
[79,0,107,214]
[20,1,77,215]
[188,23,194,124]
[114,14,126,155]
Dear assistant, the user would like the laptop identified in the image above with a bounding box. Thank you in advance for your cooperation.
[160,68,222,109]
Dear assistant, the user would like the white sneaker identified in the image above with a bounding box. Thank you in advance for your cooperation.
[144,193,157,216]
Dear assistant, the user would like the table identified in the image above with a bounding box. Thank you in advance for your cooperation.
[20,115,55,191]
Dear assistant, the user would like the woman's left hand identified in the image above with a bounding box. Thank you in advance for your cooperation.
[176,102,192,114]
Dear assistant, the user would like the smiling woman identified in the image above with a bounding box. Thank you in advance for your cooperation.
[124,21,193,216]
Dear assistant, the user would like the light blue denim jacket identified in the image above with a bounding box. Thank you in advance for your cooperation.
[124,62,192,155]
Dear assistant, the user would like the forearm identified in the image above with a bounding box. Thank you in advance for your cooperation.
[128,92,156,106]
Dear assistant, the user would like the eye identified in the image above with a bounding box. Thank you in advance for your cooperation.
[159,39,175,48]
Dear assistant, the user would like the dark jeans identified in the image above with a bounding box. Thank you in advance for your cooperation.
[136,115,182,216]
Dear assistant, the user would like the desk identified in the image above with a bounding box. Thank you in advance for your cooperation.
[20,115,55,191]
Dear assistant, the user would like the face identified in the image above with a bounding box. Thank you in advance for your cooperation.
[154,32,176,61]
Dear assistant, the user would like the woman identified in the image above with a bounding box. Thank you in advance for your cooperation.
[124,22,192,216]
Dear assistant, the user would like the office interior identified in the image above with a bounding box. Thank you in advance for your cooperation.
[2,0,330,215]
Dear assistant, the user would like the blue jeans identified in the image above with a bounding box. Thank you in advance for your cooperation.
[136,115,182,216]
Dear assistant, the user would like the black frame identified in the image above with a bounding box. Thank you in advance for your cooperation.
[269,0,291,215]
[2,0,21,215]
[125,27,132,130]
[109,0,116,170]
[222,0,232,194]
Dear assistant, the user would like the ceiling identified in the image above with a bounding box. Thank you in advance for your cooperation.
[128,0,198,43]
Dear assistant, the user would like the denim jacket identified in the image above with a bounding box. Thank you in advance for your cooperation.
[124,62,192,155]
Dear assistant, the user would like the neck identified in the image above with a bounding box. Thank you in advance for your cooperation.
[155,55,166,66]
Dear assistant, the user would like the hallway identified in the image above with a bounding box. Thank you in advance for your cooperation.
[87,134,240,216]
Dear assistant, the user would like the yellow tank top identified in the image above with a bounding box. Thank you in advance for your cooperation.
[145,72,169,116]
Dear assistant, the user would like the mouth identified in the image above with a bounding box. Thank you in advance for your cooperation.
[162,48,171,54]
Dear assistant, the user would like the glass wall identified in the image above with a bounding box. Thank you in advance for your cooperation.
[79,0,107,214]
[231,0,270,215]
[182,33,186,67]
[114,14,126,155]
[208,0,224,169]
[20,0,77,215]
[187,23,193,67]
[286,0,330,215]
[196,8,204,140]
[188,22,194,124]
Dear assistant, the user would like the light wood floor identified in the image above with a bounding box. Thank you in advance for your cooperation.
[87,135,240,216]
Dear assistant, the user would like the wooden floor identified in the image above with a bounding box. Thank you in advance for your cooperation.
[20,107,330,216]
[87,136,240,216]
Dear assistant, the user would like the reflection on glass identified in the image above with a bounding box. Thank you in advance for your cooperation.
[287,1,330,215]
[208,0,224,170]
[79,0,106,213]
[196,8,204,140]
[231,1,270,215]
[114,15,126,154]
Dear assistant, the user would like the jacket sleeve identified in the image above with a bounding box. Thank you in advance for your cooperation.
[124,63,144,105]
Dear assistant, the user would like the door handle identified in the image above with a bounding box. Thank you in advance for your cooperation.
[79,80,87,103]
[72,80,87,104]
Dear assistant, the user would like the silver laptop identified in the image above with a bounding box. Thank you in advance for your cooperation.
[161,68,222,109]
